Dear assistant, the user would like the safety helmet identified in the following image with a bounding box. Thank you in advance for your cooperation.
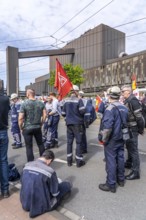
[79,90,84,95]
[108,86,121,99]
[10,93,18,100]
[72,85,79,91]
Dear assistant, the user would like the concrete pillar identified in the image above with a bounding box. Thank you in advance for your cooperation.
[6,46,19,96]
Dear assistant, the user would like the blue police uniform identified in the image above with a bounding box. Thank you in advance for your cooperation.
[62,94,86,167]
[11,102,22,147]
[100,101,128,188]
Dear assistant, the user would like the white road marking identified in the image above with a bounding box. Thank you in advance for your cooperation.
[55,158,76,166]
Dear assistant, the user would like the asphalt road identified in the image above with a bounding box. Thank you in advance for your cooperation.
[8,119,146,220]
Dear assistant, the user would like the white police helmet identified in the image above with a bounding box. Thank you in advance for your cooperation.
[10,93,18,100]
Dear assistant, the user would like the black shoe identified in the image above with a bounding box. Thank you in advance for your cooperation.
[11,142,16,147]
[82,149,87,154]
[45,143,51,149]
[99,183,116,193]
[125,171,140,180]
[124,161,132,169]
[13,144,22,149]
[117,181,125,187]
[54,140,59,148]
[2,191,10,198]
[49,143,55,148]
[67,161,72,167]
[76,160,85,168]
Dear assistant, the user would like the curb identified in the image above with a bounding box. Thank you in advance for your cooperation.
[9,181,83,220]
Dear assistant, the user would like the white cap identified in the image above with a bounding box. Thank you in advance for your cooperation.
[10,93,18,100]
[73,85,79,91]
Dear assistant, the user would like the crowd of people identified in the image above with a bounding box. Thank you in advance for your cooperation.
[0,83,145,217]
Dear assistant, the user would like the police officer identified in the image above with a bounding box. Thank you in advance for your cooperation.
[121,85,145,180]
[10,93,22,149]
[62,85,86,167]
[99,86,128,193]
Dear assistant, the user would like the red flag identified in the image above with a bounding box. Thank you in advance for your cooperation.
[95,95,102,112]
[55,59,73,100]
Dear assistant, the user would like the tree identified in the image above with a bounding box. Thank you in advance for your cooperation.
[48,63,84,86]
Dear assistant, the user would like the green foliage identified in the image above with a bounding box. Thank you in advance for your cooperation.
[48,70,55,86]
[48,63,84,86]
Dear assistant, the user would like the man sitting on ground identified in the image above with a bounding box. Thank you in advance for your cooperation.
[20,150,72,218]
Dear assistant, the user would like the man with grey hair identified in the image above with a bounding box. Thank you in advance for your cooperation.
[121,85,145,180]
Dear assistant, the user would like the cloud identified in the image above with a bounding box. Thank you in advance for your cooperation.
[0,0,146,90]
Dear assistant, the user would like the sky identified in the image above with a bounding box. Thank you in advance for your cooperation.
[0,0,146,90]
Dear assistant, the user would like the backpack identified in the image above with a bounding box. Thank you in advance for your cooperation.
[8,163,20,182]
[84,99,97,128]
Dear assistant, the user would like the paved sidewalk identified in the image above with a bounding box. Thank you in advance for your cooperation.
[0,185,69,220]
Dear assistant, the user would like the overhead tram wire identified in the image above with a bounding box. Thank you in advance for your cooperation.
[0,20,146,69]
[0,30,146,77]
[0,28,146,72]
[9,0,114,69]
[58,0,114,41]
[0,0,95,46]
[0,16,145,54]
[0,11,146,68]
[0,16,145,53]
[0,1,96,68]
[51,0,95,36]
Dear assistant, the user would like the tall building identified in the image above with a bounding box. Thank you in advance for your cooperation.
[50,24,125,71]
[26,23,146,95]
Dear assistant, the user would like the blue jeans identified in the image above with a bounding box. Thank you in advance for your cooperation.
[0,130,9,193]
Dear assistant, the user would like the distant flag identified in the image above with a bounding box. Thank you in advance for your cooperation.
[95,95,102,112]
[132,74,137,90]
[54,59,73,100]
